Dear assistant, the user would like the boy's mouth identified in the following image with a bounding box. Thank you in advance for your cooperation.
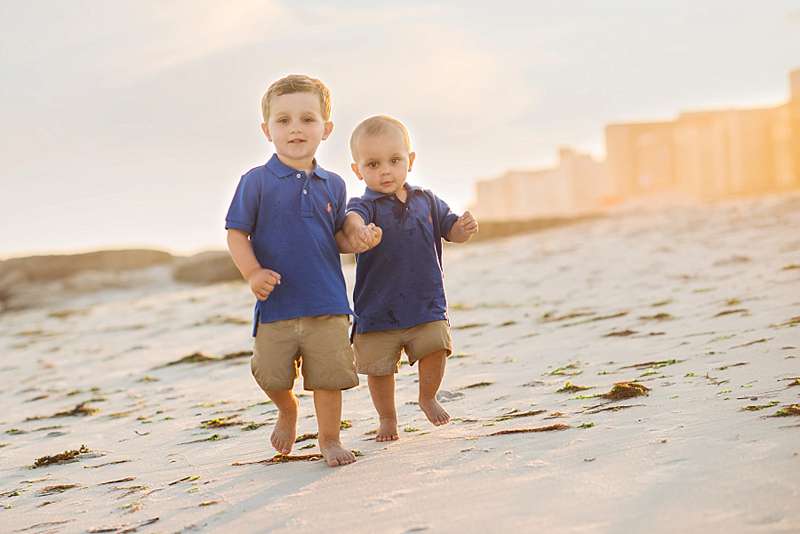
[288,139,306,144]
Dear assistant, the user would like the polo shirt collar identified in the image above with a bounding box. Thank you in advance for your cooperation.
[266,154,330,180]
[363,182,422,200]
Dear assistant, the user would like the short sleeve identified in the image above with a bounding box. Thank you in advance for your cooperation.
[225,173,261,234]
[346,196,374,225]
[434,194,459,241]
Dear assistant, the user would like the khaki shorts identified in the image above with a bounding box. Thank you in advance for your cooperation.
[353,320,453,376]
[251,315,358,391]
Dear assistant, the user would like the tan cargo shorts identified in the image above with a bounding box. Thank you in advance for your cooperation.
[251,314,358,391]
[352,320,453,376]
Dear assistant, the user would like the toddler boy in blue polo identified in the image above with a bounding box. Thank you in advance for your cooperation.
[346,185,458,334]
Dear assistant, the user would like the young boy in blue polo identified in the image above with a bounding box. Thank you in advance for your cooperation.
[226,74,371,467]
[343,115,479,442]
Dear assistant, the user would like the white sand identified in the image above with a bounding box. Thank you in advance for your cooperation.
[1,194,799,533]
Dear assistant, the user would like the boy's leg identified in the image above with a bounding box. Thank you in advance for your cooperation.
[405,321,453,426]
[417,350,450,426]
[299,315,359,467]
[313,390,356,466]
[265,389,299,455]
[353,330,404,441]
[251,319,302,455]
[367,374,398,441]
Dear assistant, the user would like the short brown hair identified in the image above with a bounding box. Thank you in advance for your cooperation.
[261,74,332,122]
[350,115,412,160]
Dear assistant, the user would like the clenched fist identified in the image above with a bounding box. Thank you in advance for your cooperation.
[248,268,281,301]
[351,223,383,253]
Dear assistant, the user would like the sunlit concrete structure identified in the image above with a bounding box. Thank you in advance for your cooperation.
[606,68,800,200]
[471,68,799,221]
[470,147,611,221]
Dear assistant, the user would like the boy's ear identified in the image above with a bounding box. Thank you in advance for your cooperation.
[261,122,272,142]
[408,152,416,171]
[322,121,334,140]
[351,162,364,180]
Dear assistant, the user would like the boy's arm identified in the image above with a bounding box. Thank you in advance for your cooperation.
[446,210,479,243]
[342,212,382,253]
[227,229,281,300]
[335,230,357,254]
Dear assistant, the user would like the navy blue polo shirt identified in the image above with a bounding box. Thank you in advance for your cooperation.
[347,183,459,334]
[225,154,352,335]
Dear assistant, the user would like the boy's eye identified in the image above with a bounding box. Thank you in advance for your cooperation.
[367,162,379,169]
[391,158,400,164]
[277,118,288,123]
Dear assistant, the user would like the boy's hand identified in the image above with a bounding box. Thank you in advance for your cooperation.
[448,211,479,243]
[351,223,383,253]
[248,268,281,301]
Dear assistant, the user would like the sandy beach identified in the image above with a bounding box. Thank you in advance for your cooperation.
[1,194,799,533]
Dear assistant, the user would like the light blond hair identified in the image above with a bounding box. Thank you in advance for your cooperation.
[261,74,332,122]
[350,115,412,160]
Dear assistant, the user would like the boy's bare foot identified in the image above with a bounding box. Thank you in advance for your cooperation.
[419,397,450,426]
[271,397,298,455]
[319,440,356,467]
[376,417,399,442]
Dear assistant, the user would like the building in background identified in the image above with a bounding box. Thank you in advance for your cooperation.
[472,68,800,221]
[470,147,611,221]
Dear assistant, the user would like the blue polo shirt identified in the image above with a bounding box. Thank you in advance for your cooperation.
[225,154,352,335]
[346,183,459,334]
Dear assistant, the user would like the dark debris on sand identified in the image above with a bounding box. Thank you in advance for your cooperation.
[154,350,252,369]
[33,445,90,468]
[487,424,570,436]
[601,382,650,401]
[25,401,100,421]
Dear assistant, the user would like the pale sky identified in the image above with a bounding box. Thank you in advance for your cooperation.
[1,1,798,259]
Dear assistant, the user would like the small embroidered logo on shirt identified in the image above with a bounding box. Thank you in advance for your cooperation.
[326,202,332,213]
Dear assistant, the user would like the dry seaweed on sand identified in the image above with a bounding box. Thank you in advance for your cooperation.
[154,350,252,369]
[486,423,570,436]
[541,310,595,323]
[168,475,199,486]
[177,434,228,445]
[84,459,131,469]
[232,453,324,466]
[772,316,800,328]
[295,432,318,443]
[452,322,489,330]
[97,477,136,486]
[564,311,629,326]
[548,363,581,377]
[770,404,800,417]
[459,381,494,390]
[86,517,159,533]
[584,404,645,414]
[619,359,682,370]
[716,362,749,371]
[714,308,749,317]
[38,484,80,496]
[26,401,100,421]
[33,445,90,468]
[638,313,674,321]
[601,382,650,401]
[604,329,638,337]
[241,422,267,431]
[730,338,769,349]
[199,416,242,429]
[494,409,546,422]
[556,381,592,393]
[741,401,779,412]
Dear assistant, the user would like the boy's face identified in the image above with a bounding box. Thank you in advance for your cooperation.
[351,127,415,195]
[262,91,332,166]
